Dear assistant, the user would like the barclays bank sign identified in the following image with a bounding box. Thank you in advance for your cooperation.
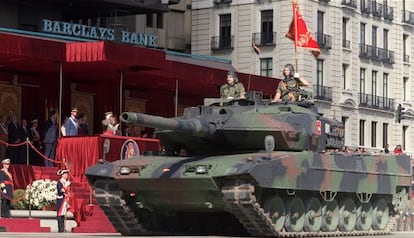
[41,19,158,47]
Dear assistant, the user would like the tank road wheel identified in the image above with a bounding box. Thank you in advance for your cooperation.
[372,198,389,230]
[304,197,322,232]
[355,202,373,231]
[263,196,286,231]
[338,198,356,231]
[285,197,305,232]
[321,200,339,232]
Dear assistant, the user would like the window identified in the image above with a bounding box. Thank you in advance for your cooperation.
[372,71,377,97]
[342,17,349,48]
[317,11,324,33]
[383,29,388,50]
[383,73,388,99]
[403,77,408,101]
[402,126,408,150]
[342,64,349,90]
[317,59,324,86]
[403,34,409,62]
[372,26,377,47]
[156,13,163,29]
[382,123,388,149]
[261,10,273,44]
[360,68,366,94]
[359,120,365,146]
[360,23,366,45]
[260,58,272,77]
[219,14,232,48]
[371,121,377,147]
[146,13,153,27]
[341,116,349,145]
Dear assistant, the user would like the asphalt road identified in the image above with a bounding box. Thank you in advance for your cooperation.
[2,232,414,238]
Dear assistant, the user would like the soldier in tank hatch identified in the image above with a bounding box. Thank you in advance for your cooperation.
[272,63,310,102]
[220,71,246,99]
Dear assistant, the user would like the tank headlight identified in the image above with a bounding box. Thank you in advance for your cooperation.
[196,165,207,174]
[119,167,131,175]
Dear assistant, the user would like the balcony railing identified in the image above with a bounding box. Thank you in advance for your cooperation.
[383,5,394,21]
[359,44,372,58]
[359,44,394,64]
[319,0,330,2]
[341,0,357,9]
[313,85,333,101]
[359,93,394,111]
[342,39,351,49]
[360,0,372,14]
[372,1,383,17]
[403,10,414,25]
[315,32,332,50]
[404,54,410,63]
[211,35,234,51]
[379,48,395,64]
[252,32,276,47]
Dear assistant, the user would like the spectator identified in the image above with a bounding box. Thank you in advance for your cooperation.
[44,110,58,167]
[394,145,403,155]
[78,113,89,135]
[384,144,390,154]
[63,108,78,136]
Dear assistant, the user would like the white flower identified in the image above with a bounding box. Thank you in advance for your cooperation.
[25,179,58,210]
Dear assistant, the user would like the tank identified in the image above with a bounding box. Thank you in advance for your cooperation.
[86,91,412,236]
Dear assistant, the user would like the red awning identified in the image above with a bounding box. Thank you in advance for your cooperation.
[0,32,279,98]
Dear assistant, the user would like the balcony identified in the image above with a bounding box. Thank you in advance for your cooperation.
[313,85,333,101]
[359,44,372,58]
[252,32,276,47]
[342,39,351,49]
[372,1,383,18]
[360,0,372,14]
[211,35,234,51]
[315,32,332,50]
[359,93,394,111]
[380,48,395,64]
[341,0,357,9]
[404,54,410,63]
[403,10,414,25]
[383,5,394,21]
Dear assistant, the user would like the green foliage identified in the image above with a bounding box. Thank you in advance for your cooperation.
[11,189,28,210]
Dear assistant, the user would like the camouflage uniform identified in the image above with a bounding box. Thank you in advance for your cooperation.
[276,77,300,102]
[220,82,246,99]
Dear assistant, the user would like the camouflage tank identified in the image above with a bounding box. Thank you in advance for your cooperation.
[86,91,412,237]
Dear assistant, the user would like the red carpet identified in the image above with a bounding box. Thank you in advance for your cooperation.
[0,218,50,232]
[7,165,116,233]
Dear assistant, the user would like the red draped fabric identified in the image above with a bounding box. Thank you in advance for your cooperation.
[0,33,66,60]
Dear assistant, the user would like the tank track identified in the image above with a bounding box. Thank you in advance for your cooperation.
[93,179,147,235]
[222,180,397,237]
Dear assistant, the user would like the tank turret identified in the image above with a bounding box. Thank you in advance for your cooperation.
[120,93,344,154]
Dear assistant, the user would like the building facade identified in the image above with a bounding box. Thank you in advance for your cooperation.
[191,0,414,154]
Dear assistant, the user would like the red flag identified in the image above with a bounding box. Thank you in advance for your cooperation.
[286,0,320,57]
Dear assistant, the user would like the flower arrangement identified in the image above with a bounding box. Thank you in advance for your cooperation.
[25,179,57,210]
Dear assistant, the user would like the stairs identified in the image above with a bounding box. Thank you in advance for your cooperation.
[14,166,116,233]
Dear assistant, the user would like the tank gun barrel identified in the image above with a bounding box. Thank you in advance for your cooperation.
[121,112,216,136]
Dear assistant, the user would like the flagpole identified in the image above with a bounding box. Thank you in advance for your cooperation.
[294,0,299,72]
